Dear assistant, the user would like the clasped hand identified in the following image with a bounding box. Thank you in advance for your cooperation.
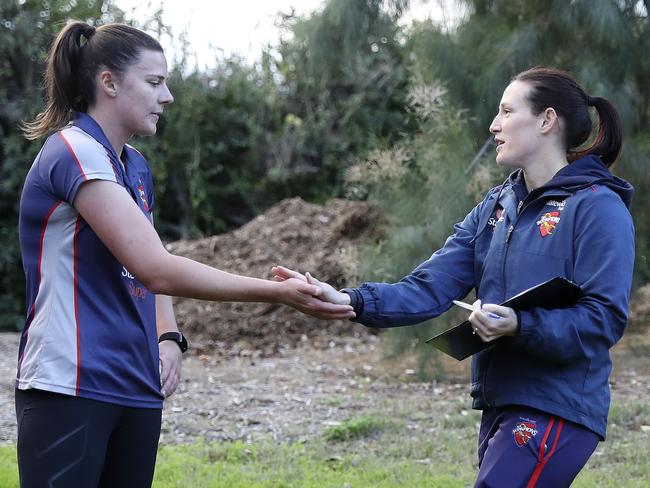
[272,265,355,320]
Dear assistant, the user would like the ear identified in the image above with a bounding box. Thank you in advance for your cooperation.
[539,107,559,134]
[98,70,118,98]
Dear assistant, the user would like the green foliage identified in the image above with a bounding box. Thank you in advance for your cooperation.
[324,415,392,442]
[0,0,125,330]
[0,445,18,487]
[270,0,412,199]
[136,58,278,236]
[134,0,414,239]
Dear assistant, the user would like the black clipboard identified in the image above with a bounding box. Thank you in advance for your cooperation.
[425,277,581,361]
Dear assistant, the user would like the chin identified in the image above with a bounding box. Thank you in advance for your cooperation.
[137,125,158,137]
[495,154,516,168]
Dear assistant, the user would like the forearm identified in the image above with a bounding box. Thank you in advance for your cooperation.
[155,294,179,334]
[514,298,628,363]
[149,254,282,303]
[354,269,474,328]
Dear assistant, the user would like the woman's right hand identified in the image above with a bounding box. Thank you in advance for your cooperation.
[272,266,351,306]
[275,274,355,320]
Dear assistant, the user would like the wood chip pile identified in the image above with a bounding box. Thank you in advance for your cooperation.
[167,198,383,357]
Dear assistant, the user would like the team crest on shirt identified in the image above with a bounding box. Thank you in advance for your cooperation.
[136,180,150,212]
[513,419,538,446]
[537,211,560,237]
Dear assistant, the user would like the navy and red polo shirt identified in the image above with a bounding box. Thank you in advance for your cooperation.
[17,112,163,408]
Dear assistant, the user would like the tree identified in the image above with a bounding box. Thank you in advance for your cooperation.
[407,0,650,280]
[0,0,124,329]
[138,0,415,239]
[268,0,413,201]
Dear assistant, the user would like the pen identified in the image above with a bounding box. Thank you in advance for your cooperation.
[452,300,502,320]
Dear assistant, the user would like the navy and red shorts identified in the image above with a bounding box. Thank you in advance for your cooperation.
[476,405,599,487]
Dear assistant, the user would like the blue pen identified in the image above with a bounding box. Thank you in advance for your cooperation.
[452,300,502,320]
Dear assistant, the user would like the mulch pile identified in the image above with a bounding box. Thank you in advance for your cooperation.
[168,197,650,358]
[167,198,384,358]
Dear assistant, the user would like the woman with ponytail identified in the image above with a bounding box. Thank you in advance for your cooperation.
[16,21,353,487]
[274,67,635,487]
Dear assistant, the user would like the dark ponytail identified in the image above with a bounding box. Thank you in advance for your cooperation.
[22,22,162,140]
[580,96,623,167]
[22,22,90,140]
[514,67,623,167]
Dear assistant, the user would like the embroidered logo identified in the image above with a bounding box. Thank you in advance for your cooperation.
[513,420,538,446]
[545,199,566,211]
[537,211,560,237]
[136,182,150,212]
[487,207,504,228]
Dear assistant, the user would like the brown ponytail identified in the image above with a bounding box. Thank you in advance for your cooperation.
[22,22,90,140]
[22,21,163,140]
[575,96,623,167]
[514,67,623,167]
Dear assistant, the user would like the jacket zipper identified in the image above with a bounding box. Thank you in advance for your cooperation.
[481,189,570,407]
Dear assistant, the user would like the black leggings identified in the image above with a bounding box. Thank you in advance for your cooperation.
[15,388,162,488]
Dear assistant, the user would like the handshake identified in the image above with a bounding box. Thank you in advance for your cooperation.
[271,265,356,320]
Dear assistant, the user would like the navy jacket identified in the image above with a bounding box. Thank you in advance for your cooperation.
[351,155,635,439]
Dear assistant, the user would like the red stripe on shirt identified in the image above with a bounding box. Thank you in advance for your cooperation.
[58,132,88,181]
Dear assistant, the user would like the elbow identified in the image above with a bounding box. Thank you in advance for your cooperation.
[130,253,175,295]
[142,276,173,296]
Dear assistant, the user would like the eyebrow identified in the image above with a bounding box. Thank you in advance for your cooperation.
[146,75,166,81]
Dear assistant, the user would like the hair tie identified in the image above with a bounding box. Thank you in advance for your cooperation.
[586,95,596,107]
[82,25,96,41]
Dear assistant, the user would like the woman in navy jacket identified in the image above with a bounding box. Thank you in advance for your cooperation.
[274,67,635,487]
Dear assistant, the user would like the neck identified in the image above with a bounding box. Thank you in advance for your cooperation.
[522,148,568,192]
[87,107,130,161]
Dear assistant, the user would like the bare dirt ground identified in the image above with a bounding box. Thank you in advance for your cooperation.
[0,331,466,445]
[2,331,650,446]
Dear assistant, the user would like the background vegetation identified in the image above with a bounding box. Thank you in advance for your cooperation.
[1,0,648,343]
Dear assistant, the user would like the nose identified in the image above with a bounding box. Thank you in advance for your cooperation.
[489,114,500,134]
[160,83,174,105]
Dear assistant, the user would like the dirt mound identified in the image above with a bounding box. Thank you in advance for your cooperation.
[167,198,384,357]
[168,196,650,359]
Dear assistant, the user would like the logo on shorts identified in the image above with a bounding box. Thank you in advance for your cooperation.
[513,419,538,446]
[537,211,560,237]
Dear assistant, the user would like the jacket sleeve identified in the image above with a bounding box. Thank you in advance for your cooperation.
[512,190,635,363]
[353,199,487,328]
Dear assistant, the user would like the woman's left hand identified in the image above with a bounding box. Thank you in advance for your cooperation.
[159,340,182,398]
[468,300,518,342]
